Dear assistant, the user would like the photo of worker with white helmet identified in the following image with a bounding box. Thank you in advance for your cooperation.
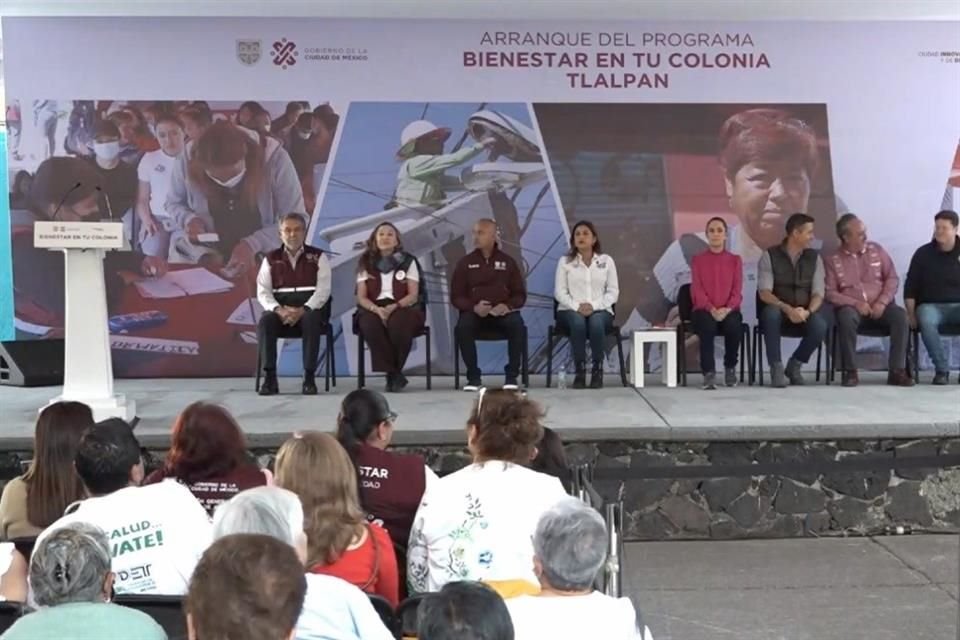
[392,119,497,209]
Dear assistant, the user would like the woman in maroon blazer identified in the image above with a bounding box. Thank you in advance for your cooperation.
[690,217,744,390]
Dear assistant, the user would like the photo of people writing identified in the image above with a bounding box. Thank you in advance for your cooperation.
[8,99,339,377]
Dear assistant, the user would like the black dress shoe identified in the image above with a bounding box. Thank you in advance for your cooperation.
[385,373,396,393]
[259,371,279,396]
[394,373,409,392]
[589,362,604,389]
[302,372,318,395]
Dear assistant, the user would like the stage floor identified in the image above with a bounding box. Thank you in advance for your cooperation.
[1,373,957,449]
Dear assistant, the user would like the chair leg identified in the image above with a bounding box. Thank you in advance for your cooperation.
[324,327,332,393]
[522,327,530,389]
[546,330,554,389]
[678,325,687,387]
[331,327,337,388]
[616,332,628,387]
[756,328,764,386]
[912,330,920,382]
[425,330,432,391]
[357,332,365,389]
[740,325,747,383]
[454,340,460,390]
[815,343,822,382]
[255,352,261,392]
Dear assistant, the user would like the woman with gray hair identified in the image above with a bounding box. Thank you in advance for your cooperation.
[211,486,394,640]
[505,498,654,640]
[3,523,166,639]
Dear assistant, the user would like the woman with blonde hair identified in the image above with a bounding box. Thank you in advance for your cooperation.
[275,432,399,607]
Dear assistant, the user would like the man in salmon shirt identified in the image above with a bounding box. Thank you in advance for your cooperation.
[825,214,913,387]
[451,219,528,390]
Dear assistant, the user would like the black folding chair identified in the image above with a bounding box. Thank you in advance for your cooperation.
[254,299,336,392]
[368,594,400,638]
[751,293,830,386]
[113,595,188,640]
[675,284,750,386]
[0,602,26,633]
[545,302,628,388]
[397,594,427,639]
[829,318,903,383]
[454,323,529,390]
[911,324,960,383]
[354,306,432,391]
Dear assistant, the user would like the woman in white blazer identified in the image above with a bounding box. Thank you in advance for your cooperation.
[554,221,620,388]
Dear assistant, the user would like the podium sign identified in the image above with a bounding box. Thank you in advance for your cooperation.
[34,221,135,421]
[34,221,125,250]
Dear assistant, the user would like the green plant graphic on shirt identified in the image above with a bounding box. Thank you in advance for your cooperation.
[443,494,488,580]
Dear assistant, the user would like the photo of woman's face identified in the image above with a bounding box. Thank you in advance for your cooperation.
[725,159,811,249]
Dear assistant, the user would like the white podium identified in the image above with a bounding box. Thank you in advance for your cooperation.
[34,221,136,422]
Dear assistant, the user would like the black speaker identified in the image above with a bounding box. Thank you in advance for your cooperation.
[0,340,65,387]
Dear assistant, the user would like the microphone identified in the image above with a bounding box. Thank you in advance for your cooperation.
[95,186,115,221]
[51,182,83,222]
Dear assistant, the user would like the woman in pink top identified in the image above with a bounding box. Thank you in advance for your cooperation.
[690,217,744,390]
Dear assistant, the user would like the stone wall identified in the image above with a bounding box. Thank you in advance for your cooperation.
[1,437,957,541]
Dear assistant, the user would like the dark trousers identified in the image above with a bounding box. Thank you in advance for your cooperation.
[691,309,743,372]
[357,304,425,374]
[257,308,327,373]
[760,305,830,366]
[835,304,909,370]
[557,310,613,365]
[455,311,525,382]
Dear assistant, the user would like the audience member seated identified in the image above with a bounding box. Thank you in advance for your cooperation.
[211,486,393,640]
[506,498,653,640]
[186,534,305,640]
[143,402,268,516]
[275,432,399,606]
[355,222,425,393]
[418,581,515,640]
[0,543,28,603]
[36,419,211,596]
[2,523,166,640]
[690,216,744,390]
[905,209,960,384]
[554,220,620,389]
[451,219,528,390]
[825,213,913,387]
[407,389,568,593]
[0,402,93,539]
[757,213,830,388]
[336,389,437,549]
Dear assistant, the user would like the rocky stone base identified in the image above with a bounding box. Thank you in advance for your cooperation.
[0,437,957,541]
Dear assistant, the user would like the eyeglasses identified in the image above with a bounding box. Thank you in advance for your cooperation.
[475,386,526,418]
[386,411,399,423]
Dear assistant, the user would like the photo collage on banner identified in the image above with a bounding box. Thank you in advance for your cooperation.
[307,102,565,377]
[7,99,339,377]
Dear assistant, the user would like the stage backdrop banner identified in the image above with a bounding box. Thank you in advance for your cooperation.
[1,17,958,377]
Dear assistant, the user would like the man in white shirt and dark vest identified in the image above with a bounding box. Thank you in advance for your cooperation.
[256,213,332,395]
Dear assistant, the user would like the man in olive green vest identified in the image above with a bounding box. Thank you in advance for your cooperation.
[758,213,830,387]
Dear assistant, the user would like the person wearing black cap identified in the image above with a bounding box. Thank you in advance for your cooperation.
[11,157,166,331]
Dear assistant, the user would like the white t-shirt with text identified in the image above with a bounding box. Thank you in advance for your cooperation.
[35,480,212,596]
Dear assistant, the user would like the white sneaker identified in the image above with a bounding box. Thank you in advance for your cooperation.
[463,384,481,392]
[502,383,520,391]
